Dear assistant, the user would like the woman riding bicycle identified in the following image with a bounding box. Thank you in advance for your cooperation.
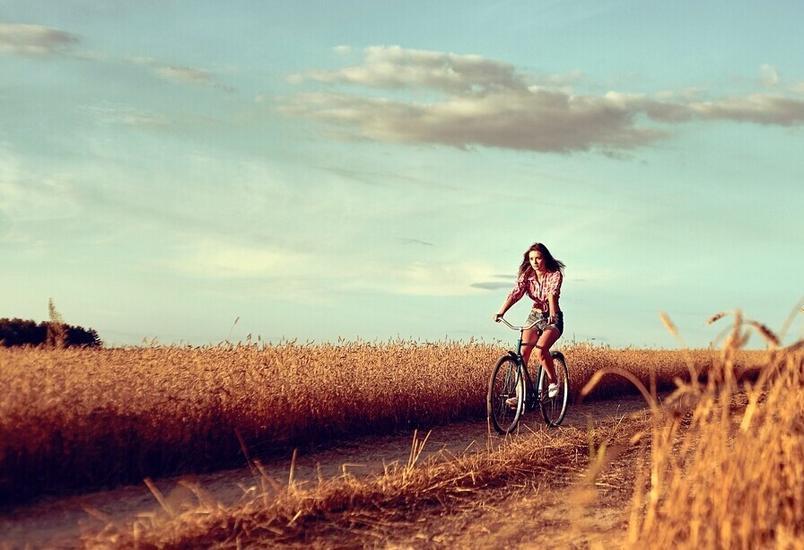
[494,242,565,398]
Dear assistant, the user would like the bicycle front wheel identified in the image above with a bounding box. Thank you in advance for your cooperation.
[487,355,525,435]
[536,351,570,427]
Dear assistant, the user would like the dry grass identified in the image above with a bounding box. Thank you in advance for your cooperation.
[0,339,768,503]
[620,317,804,548]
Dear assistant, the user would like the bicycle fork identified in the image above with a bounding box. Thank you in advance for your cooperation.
[516,361,537,410]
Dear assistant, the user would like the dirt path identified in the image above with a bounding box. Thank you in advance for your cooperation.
[379,427,644,549]
[0,395,650,549]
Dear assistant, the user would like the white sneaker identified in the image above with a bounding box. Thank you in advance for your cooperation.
[505,375,524,409]
[547,382,559,399]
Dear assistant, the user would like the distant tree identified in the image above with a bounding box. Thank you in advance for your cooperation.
[47,298,67,348]
[0,318,102,348]
[0,318,46,346]
[0,300,102,348]
[63,324,102,347]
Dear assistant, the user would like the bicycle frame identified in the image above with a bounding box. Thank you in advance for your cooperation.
[498,317,541,404]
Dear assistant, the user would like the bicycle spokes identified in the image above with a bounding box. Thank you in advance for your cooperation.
[537,354,570,427]
[487,356,523,434]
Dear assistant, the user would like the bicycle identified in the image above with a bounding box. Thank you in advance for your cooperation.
[487,315,570,434]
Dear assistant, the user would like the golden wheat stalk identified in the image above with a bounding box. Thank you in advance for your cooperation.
[745,320,780,348]
[706,311,728,325]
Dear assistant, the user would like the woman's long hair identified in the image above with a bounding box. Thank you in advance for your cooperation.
[517,242,565,277]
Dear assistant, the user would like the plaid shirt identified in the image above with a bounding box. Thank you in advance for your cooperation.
[506,270,563,311]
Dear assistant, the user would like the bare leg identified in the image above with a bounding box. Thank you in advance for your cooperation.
[535,327,561,383]
[519,328,541,400]
[521,327,540,368]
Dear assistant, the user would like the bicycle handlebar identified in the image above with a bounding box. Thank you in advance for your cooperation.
[495,316,540,331]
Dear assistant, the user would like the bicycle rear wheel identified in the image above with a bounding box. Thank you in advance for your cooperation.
[487,355,525,435]
[536,351,570,427]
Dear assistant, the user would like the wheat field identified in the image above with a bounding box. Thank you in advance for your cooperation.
[76,314,801,549]
[0,336,767,504]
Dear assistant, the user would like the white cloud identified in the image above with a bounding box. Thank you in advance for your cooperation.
[0,25,229,91]
[168,239,309,279]
[298,45,529,94]
[333,45,352,56]
[601,91,804,126]
[0,144,80,243]
[688,94,804,126]
[80,104,170,128]
[393,261,493,295]
[760,64,779,87]
[126,56,231,90]
[0,23,78,56]
[345,260,497,296]
[165,237,492,297]
[283,46,804,154]
[654,87,706,101]
[155,65,213,85]
[282,89,667,153]
[531,69,585,92]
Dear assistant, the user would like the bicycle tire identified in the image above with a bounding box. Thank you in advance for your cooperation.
[487,354,525,435]
[536,351,570,427]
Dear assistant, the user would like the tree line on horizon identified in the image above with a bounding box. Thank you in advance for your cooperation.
[0,317,102,348]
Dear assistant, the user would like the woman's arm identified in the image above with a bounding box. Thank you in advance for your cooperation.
[546,271,563,323]
[495,295,516,320]
[547,295,560,323]
[494,276,526,320]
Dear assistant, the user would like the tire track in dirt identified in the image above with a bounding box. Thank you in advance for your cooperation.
[0,395,650,549]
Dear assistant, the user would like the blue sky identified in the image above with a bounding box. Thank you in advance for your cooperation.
[1,1,802,348]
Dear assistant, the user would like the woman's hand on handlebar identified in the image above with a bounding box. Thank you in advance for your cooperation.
[493,313,503,322]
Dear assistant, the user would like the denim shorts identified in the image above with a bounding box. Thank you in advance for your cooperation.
[526,309,564,336]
